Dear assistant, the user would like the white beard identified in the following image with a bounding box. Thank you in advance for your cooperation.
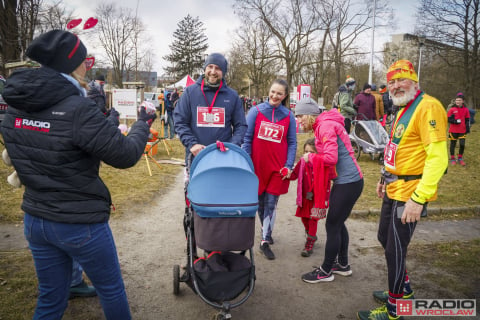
[391,85,417,106]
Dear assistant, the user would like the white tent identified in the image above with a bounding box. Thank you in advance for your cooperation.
[173,75,195,88]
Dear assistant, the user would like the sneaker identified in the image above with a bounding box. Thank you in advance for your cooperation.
[458,159,466,166]
[357,305,403,320]
[301,266,334,283]
[69,280,97,299]
[450,159,457,165]
[260,242,275,260]
[331,262,352,276]
[266,235,274,245]
[373,290,415,304]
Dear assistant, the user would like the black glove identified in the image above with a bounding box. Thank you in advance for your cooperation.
[466,120,470,134]
[138,107,157,126]
[448,114,457,124]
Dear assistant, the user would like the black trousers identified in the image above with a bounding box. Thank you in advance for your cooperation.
[377,196,417,295]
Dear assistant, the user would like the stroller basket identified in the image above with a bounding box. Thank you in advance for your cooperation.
[188,142,259,251]
[193,252,252,302]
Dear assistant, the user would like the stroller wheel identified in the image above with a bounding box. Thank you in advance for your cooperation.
[350,140,361,159]
[173,264,180,295]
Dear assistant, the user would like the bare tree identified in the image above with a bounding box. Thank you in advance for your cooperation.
[233,22,279,98]
[95,3,142,88]
[417,0,480,106]
[234,0,324,90]
[0,0,41,74]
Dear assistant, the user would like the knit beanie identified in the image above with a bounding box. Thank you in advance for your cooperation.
[379,85,387,94]
[26,30,87,74]
[95,74,105,81]
[203,53,228,76]
[295,98,320,116]
[387,60,418,83]
[456,92,465,100]
[345,75,356,85]
[371,84,377,91]
[363,83,371,91]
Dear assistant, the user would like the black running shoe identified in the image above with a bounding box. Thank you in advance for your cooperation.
[260,242,275,260]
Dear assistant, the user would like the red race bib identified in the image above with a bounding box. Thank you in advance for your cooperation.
[196,106,225,127]
[257,121,284,143]
[384,141,398,170]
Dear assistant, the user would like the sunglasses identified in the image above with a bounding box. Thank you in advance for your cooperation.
[84,57,95,71]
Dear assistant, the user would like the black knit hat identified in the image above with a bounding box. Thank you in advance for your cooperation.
[95,74,105,81]
[363,83,372,91]
[203,53,228,76]
[26,30,87,74]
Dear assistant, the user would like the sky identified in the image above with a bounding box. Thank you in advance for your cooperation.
[59,0,419,75]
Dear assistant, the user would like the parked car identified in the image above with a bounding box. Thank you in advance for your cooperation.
[0,75,7,124]
[144,92,161,111]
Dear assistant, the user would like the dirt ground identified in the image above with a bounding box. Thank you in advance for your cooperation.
[1,170,479,320]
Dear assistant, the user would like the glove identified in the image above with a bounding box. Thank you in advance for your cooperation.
[466,121,470,134]
[106,107,120,126]
[138,107,157,126]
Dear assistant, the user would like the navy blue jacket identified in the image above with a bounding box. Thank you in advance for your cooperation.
[1,67,150,223]
[173,76,247,158]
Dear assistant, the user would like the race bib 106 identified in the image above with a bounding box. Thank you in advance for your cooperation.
[196,107,225,127]
[257,121,284,143]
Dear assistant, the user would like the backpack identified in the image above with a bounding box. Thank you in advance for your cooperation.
[332,91,340,109]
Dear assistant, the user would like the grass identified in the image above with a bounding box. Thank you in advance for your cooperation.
[409,239,480,298]
[0,119,479,318]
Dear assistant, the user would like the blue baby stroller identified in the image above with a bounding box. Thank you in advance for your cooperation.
[173,142,258,320]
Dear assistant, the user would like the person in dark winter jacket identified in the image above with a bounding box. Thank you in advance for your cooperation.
[0,30,156,320]
[87,74,107,113]
[354,83,376,120]
[173,53,247,160]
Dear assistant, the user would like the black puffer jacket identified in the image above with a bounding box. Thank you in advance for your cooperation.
[1,67,149,223]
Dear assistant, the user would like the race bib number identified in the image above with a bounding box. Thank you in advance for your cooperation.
[196,106,225,127]
[384,141,397,170]
[257,121,284,143]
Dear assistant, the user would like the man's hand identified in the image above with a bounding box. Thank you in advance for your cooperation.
[401,199,423,224]
[190,144,205,156]
[376,181,386,198]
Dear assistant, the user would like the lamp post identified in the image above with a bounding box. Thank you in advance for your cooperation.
[417,35,426,87]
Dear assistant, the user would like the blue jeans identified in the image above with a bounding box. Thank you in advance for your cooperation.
[71,260,83,287]
[24,213,131,320]
[164,111,175,138]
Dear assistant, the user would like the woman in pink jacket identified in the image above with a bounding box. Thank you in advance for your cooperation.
[295,99,364,283]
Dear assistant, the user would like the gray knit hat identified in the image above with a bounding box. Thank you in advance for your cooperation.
[295,98,320,116]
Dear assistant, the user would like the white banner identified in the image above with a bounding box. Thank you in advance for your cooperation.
[113,89,137,119]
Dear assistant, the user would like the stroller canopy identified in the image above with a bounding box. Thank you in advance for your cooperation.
[187,142,259,218]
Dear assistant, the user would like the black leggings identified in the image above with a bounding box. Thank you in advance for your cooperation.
[321,179,363,272]
[377,196,417,295]
[449,136,466,156]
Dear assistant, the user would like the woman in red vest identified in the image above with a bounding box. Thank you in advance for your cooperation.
[242,79,297,260]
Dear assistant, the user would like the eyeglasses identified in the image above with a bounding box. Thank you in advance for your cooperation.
[84,57,95,71]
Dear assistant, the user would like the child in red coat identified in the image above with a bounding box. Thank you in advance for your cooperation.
[289,138,322,257]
